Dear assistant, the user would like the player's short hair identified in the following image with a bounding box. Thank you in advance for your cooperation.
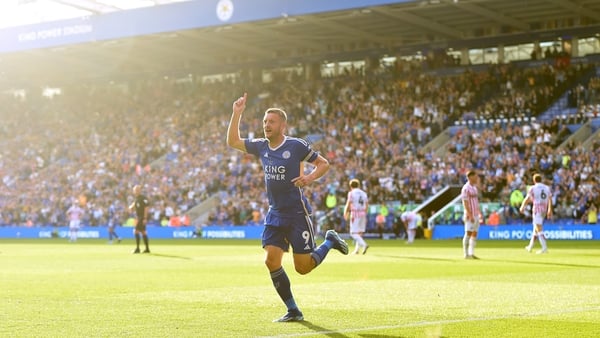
[533,173,542,183]
[349,179,360,188]
[265,108,287,122]
[466,170,477,178]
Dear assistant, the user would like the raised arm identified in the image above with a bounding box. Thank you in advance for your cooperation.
[226,93,248,152]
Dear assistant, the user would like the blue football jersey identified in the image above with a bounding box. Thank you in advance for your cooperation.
[245,136,318,217]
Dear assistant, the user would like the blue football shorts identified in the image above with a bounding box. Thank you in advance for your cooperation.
[262,213,316,254]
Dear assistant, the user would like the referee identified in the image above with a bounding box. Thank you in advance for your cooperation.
[129,185,150,254]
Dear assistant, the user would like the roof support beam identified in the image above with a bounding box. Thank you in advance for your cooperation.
[370,6,463,40]
[178,29,274,59]
[236,22,325,52]
[300,15,392,47]
[547,0,600,23]
[52,0,119,15]
[450,1,529,31]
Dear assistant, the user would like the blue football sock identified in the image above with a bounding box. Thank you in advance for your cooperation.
[270,267,298,311]
[310,240,333,267]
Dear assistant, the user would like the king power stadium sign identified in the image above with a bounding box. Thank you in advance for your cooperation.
[0,0,406,54]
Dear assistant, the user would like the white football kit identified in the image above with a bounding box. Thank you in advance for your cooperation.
[347,188,368,233]
[461,182,480,232]
[526,183,551,226]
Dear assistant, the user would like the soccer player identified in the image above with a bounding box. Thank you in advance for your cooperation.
[107,201,122,244]
[66,201,84,242]
[519,174,552,254]
[400,210,421,244]
[129,185,150,254]
[344,178,369,254]
[227,93,348,323]
[461,171,482,259]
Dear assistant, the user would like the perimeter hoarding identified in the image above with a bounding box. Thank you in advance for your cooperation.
[0,224,598,240]
[431,224,600,240]
[0,225,262,239]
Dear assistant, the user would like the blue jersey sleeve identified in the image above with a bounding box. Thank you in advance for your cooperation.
[244,138,267,157]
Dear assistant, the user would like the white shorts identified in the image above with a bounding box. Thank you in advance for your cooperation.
[349,216,367,233]
[406,220,418,230]
[532,213,545,226]
[464,218,480,233]
[69,220,81,230]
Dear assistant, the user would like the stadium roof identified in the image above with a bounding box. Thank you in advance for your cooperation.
[0,0,192,29]
[1,0,599,86]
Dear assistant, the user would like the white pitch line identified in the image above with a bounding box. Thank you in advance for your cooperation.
[260,306,600,338]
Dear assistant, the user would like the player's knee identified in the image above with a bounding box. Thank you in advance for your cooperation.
[264,257,281,271]
[294,264,312,275]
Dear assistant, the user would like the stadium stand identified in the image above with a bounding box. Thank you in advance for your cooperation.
[1,61,598,233]
[0,0,599,235]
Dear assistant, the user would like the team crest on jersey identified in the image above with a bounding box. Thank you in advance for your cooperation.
[282,151,291,159]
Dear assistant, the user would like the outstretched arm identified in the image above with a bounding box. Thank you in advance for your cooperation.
[227,93,248,152]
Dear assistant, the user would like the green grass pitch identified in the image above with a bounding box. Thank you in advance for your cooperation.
[1,238,599,337]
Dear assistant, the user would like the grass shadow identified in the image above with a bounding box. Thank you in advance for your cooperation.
[358,334,411,338]
[295,322,413,338]
[146,252,193,260]
[376,254,457,263]
[483,258,600,269]
[374,254,600,268]
[297,321,351,338]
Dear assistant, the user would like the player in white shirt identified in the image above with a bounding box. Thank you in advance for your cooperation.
[519,174,552,254]
[400,211,422,244]
[344,179,369,254]
[66,201,84,242]
[461,171,483,259]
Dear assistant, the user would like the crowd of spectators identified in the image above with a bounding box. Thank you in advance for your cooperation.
[0,58,598,232]
[441,113,599,225]
[0,79,242,227]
